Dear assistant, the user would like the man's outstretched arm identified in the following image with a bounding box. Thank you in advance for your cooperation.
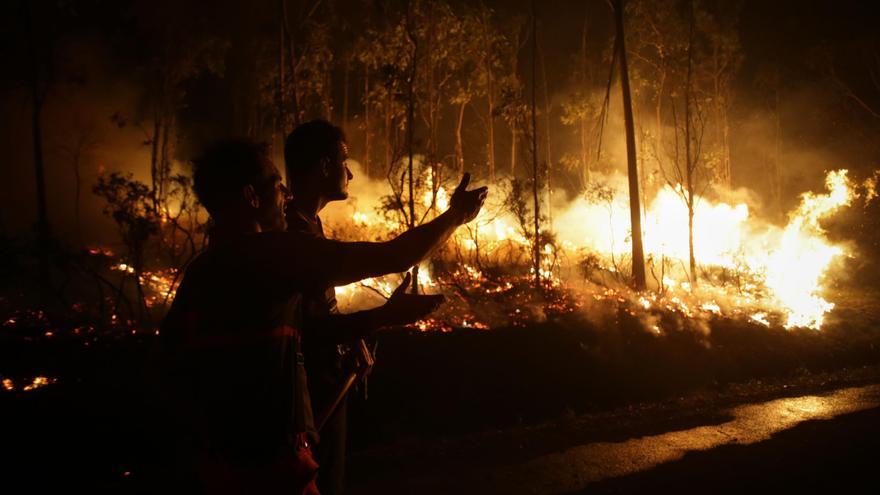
[271,173,488,289]
[301,274,444,344]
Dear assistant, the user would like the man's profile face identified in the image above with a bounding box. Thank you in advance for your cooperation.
[255,158,291,232]
[323,140,353,202]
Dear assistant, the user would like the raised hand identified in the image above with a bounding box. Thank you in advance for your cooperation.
[448,172,488,224]
[374,273,445,326]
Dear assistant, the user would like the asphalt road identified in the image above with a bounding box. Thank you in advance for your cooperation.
[350,384,880,494]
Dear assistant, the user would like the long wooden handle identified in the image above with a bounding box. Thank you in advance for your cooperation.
[315,340,375,432]
[315,372,358,432]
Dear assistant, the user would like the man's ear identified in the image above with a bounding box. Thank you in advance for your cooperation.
[243,184,260,209]
[320,157,331,178]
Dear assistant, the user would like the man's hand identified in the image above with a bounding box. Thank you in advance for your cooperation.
[374,273,445,327]
[448,173,488,225]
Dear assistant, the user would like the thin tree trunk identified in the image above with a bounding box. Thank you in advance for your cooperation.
[455,100,466,174]
[24,0,52,294]
[510,128,517,175]
[530,0,541,289]
[343,54,350,136]
[684,0,697,285]
[613,0,646,290]
[581,13,590,185]
[32,92,50,292]
[384,91,392,175]
[73,152,81,243]
[580,118,589,186]
[539,26,552,229]
[655,68,666,178]
[160,114,171,205]
[773,83,783,219]
[364,66,371,176]
[277,0,286,161]
[324,68,332,120]
[487,92,496,181]
[281,0,300,127]
[426,6,439,215]
[406,5,419,293]
[150,116,161,210]
[482,10,496,182]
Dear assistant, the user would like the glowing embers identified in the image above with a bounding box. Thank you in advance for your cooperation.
[1,376,58,392]
[110,263,179,308]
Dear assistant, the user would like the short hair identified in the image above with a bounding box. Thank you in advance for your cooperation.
[192,138,270,216]
[284,119,346,183]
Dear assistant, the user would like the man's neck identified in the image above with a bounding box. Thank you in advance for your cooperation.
[211,216,261,240]
[290,192,328,219]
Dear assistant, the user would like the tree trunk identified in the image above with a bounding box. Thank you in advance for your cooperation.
[539,27,552,230]
[24,0,52,294]
[160,114,171,205]
[281,0,300,128]
[773,86,783,218]
[426,14,439,216]
[580,13,590,186]
[482,11,496,182]
[580,118,589,186]
[150,115,161,210]
[343,54,350,137]
[655,69,666,177]
[406,7,419,294]
[324,68,332,120]
[32,92,51,292]
[487,93,496,181]
[613,0,646,290]
[688,195,696,283]
[684,0,697,286]
[530,0,541,289]
[384,90,392,175]
[277,0,286,162]
[364,67,371,176]
[73,151,82,243]
[510,128,517,175]
[455,100,466,174]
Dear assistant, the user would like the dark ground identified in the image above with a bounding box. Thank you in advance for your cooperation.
[2,293,880,493]
[347,371,880,494]
[578,406,880,494]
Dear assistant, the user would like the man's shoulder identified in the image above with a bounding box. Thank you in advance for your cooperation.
[286,210,324,237]
[211,231,323,253]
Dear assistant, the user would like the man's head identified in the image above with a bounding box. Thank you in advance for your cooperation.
[284,119,352,201]
[192,138,291,232]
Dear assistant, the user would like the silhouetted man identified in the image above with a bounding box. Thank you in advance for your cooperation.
[159,138,487,494]
[285,120,400,494]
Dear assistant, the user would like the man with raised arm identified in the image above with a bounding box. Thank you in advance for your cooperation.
[284,119,421,495]
[158,138,486,494]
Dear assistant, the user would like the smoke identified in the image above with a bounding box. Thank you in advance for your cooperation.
[320,159,393,239]
[0,35,172,247]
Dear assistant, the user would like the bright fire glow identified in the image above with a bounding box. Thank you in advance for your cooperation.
[328,167,860,331]
[556,170,854,329]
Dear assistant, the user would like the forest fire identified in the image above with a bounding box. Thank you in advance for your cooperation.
[558,168,858,329]
[329,168,865,332]
[5,0,880,491]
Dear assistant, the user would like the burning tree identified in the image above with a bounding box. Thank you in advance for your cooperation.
[625,0,743,287]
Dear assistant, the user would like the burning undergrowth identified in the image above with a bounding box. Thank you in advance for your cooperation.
[2,159,878,368]
[325,161,880,337]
